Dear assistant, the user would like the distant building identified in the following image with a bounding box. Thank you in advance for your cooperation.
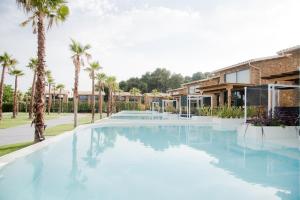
[78,91,105,105]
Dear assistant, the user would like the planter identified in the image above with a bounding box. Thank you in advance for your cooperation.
[237,124,300,149]
[212,117,244,131]
[191,116,213,123]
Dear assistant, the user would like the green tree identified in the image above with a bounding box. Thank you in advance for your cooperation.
[0,52,17,119]
[26,57,38,119]
[95,73,106,119]
[9,69,24,118]
[46,70,54,115]
[85,61,101,123]
[55,84,65,114]
[17,0,69,142]
[70,39,91,127]
[3,85,14,103]
[105,76,117,116]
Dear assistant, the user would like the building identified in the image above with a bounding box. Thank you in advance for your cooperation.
[168,45,300,108]
[143,93,170,107]
[113,92,142,104]
[45,89,69,103]
[78,91,105,105]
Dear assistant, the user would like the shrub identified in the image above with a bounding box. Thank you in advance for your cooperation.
[217,106,243,118]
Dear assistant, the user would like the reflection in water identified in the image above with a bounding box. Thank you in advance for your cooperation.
[0,125,299,200]
[27,150,44,200]
[91,125,300,200]
[67,133,86,196]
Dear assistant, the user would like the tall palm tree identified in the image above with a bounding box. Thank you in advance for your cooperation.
[56,84,65,114]
[17,0,69,142]
[46,70,54,115]
[95,73,106,119]
[130,87,141,110]
[105,76,117,116]
[26,57,38,119]
[70,39,91,127]
[85,61,101,123]
[9,69,24,118]
[0,52,17,120]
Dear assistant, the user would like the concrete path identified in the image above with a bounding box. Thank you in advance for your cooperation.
[0,114,88,146]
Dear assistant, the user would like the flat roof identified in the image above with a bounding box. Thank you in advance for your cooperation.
[277,45,300,55]
[182,76,220,86]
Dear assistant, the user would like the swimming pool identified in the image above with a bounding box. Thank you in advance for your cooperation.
[111,111,180,120]
[0,124,299,199]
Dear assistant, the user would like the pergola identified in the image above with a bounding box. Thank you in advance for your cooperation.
[161,99,178,113]
[244,83,300,122]
[185,94,213,118]
[151,102,160,112]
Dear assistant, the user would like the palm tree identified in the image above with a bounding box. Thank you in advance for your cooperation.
[95,73,106,119]
[46,70,54,115]
[70,39,91,127]
[0,52,17,119]
[9,69,24,118]
[85,61,101,123]
[26,57,38,119]
[105,76,117,116]
[17,0,69,142]
[130,87,141,110]
[55,84,65,114]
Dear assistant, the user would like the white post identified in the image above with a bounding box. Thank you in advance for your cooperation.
[189,96,191,118]
[267,84,271,117]
[244,87,247,123]
[179,96,182,116]
[272,85,276,116]
[186,96,188,118]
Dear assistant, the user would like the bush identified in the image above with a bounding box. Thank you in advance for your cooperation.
[217,106,243,118]
[196,107,212,116]
[115,102,145,111]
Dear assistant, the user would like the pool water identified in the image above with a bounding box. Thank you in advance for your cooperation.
[111,111,179,120]
[0,125,299,200]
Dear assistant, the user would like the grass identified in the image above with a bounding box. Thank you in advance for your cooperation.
[0,113,105,156]
[0,142,33,157]
[0,112,69,129]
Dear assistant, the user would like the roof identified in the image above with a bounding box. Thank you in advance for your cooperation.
[78,91,105,95]
[181,76,220,86]
[277,45,300,55]
[144,93,170,97]
[47,89,69,95]
[212,54,288,73]
[113,92,142,96]
[167,87,186,93]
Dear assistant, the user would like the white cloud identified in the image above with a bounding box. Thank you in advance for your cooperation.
[0,0,299,92]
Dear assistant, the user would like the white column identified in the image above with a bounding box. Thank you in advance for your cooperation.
[244,87,247,123]
[267,84,271,117]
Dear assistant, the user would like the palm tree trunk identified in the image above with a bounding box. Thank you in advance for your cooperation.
[98,83,102,119]
[58,89,62,114]
[107,88,111,117]
[73,57,80,127]
[12,76,17,118]
[91,70,95,123]
[29,71,36,119]
[47,84,51,115]
[0,66,6,120]
[34,13,46,142]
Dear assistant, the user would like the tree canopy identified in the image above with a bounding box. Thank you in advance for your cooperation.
[119,68,211,93]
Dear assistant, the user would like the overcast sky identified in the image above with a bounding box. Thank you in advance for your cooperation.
[0,0,299,92]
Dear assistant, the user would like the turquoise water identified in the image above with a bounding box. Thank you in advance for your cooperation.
[0,125,299,200]
[111,111,179,120]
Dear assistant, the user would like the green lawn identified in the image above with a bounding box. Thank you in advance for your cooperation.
[0,142,33,157]
[0,114,105,157]
[0,112,69,129]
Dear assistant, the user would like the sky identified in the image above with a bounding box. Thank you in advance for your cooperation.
[0,0,299,92]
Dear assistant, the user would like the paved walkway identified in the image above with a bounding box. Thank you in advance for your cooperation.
[0,114,87,146]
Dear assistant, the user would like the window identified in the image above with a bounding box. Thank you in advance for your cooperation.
[225,72,236,83]
[225,69,250,84]
[79,95,88,101]
[188,85,197,94]
[237,69,250,83]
